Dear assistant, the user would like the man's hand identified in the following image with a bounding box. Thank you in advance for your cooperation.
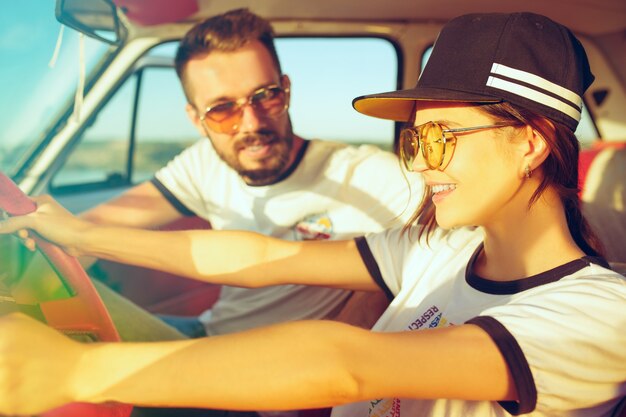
[0,313,86,415]
[0,195,92,257]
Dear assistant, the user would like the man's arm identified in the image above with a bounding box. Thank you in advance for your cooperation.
[0,313,516,415]
[80,181,184,229]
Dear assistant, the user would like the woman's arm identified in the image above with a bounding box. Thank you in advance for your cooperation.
[0,195,377,291]
[0,313,516,415]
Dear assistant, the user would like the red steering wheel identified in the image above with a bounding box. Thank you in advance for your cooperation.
[0,172,132,417]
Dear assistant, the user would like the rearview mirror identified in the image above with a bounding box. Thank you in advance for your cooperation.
[55,0,123,45]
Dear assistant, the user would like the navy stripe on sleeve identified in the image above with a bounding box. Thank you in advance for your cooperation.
[354,236,395,301]
[150,177,196,216]
[466,315,537,415]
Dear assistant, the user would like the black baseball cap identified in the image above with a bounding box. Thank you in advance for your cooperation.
[352,12,594,131]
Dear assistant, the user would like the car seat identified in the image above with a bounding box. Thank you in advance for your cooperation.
[579,141,626,263]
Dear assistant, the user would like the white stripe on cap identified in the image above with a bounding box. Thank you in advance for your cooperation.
[491,63,582,108]
[486,79,581,122]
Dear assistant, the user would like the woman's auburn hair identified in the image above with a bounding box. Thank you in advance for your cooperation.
[403,101,605,258]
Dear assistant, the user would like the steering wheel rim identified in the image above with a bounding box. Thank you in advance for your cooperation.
[0,172,132,417]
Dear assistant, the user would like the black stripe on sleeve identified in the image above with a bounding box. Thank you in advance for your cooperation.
[150,177,196,217]
[354,236,395,301]
[466,315,537,415]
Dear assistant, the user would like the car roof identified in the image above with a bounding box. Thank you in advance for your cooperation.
[78,0,626,36]
[192,0,625,36]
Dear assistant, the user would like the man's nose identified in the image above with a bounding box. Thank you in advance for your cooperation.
[238,102,264,132]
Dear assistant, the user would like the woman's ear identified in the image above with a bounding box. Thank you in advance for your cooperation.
[521,125,551,178]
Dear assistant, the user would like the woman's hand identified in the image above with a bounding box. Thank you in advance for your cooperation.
[0,195,92,257]
[0,313,86,415]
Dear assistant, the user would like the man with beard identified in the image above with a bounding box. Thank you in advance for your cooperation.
[82,8,422,341]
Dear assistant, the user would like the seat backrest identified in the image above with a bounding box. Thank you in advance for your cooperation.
[579,142,626,263]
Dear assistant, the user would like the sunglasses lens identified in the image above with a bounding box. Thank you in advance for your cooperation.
[206,101,238,122]
[420,122,445,169]
[203,102,243,134]
[251,87,287,115]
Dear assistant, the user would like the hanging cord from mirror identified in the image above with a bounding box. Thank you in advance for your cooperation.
[48,24,86,124]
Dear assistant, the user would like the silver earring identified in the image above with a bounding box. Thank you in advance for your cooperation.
[524,165,532,179]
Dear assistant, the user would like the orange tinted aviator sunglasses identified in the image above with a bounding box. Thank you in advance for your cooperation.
[199,81,290,134]
[399,121,511,171]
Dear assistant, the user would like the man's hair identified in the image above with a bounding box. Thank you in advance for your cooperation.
[175,8,282,102]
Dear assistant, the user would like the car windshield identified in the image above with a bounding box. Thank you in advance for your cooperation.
[0,0,115,177]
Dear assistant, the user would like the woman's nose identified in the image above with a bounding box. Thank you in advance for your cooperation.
[411,147,429,173]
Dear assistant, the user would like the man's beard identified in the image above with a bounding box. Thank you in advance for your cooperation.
[212,129,295,186]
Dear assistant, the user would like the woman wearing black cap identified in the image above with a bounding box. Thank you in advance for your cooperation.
[0,12,624,417]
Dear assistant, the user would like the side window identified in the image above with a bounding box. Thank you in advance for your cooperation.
[133,67,198,183]
[52,77,137,189]
[421,45,599,147]
[278,38,398,151]
[51,37,399,193]
[51,67,197,191]
[574,105,598,148]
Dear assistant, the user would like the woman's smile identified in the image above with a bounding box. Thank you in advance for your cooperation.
[431,183,457,203]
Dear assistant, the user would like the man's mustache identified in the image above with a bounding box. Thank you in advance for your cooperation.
[235,131,278,147]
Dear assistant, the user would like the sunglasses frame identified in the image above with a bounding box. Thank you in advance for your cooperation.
[400,121,512,171]
[199,77,290,134]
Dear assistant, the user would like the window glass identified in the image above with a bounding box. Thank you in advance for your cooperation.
[52,76,137,188]
[575,105,598,148]
[277,38,398,150]
[147,37,399,149]
[133,67,198,183]
[0,0,113,177]
[52,37,399,191]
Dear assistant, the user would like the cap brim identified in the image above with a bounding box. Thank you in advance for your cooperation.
[352,87,502,121]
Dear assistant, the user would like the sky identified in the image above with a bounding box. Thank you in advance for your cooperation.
[0,2,110,150]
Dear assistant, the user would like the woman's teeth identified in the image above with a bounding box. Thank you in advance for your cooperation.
[432,184,456,194]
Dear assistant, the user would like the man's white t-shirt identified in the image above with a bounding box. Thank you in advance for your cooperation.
[154,138,423,335]
[330,226,626,417]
